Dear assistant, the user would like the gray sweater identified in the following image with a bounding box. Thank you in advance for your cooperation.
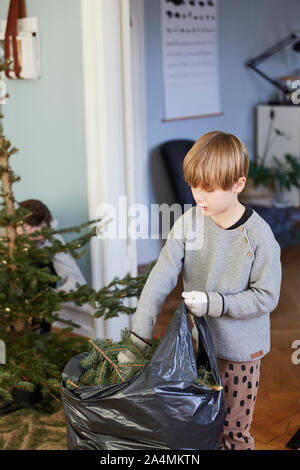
[133,206,282,362]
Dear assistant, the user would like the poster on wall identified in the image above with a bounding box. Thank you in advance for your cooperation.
[161,0,221,121]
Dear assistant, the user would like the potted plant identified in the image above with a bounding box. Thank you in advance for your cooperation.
[248,152,300,207]
[242,128,300,208]
[248,153,300,207]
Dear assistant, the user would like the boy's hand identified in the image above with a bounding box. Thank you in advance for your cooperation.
[117,332,152,364]
[182,291,208,317]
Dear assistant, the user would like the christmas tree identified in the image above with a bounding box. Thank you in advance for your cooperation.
[0,61,154,406]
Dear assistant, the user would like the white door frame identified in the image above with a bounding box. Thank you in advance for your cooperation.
[130,0,148,206]
[80,0,145,339]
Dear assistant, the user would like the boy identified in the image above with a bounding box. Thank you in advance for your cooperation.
[119,131,282,450]
[16,199,87,293]
[15,200,87,333]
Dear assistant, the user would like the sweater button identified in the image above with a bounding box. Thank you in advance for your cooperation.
[239,226,244,232]
[247,251,253,258]
[243,237,248,244]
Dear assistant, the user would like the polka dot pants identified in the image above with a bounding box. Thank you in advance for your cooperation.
[217,358,261,450]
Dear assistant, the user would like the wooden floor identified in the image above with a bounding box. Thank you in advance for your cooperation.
[147,244,300,451]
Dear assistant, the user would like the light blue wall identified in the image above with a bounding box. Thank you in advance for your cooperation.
[137,0,300,265]
[0,0,91,284]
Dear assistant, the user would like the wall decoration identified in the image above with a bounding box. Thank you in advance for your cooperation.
[0,0,40,81]
[161,0,221,121]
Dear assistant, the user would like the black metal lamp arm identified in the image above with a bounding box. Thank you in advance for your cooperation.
[246,63,289,93]
[246,32,300,94]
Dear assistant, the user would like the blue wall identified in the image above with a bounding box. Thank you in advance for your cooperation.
[137,0,300,265]
[0,0,91,284]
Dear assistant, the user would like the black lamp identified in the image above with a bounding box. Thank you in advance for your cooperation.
[246,32,300,103]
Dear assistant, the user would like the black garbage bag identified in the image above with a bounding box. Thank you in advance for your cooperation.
[61,301,226,450]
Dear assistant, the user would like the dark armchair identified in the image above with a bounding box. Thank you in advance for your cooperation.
[160,139,196,209]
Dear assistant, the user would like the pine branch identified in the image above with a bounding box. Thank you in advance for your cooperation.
[66,329,156,389]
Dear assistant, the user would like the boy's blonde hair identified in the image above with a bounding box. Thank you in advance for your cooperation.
[183,131,249,191]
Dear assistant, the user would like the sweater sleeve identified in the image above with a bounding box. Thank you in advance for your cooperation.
[132,216,185,339]
[52,234,87,292]
[207,226,282,319]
